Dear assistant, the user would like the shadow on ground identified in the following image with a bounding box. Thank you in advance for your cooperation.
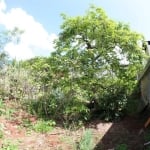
[91,115,149,150]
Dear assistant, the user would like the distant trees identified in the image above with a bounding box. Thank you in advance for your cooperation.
[0,28,26,100]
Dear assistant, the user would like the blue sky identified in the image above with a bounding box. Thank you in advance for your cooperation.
[0,0,150,60]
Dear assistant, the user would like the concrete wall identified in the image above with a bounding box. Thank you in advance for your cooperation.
[139,58,150,110]
[137,41,150,110]
[140,68,150,105]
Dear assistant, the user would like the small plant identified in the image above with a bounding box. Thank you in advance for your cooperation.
[115,143,128,150]
[144,131,150,141]
[4,108,15,119]
[77,129,94,150]
[0,131,3,139]
[0,99,15,119]
[60,136,76,149]
[0,99,5,116]
[33,120,55,133]
[0,130,3,139]
[1,140,18,150]
[144,131,150,150]
[0,123,4,139]
[22,118,32,128]
[0,128,4,139]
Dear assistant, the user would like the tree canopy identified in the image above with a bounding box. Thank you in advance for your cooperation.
[50,6,145,120]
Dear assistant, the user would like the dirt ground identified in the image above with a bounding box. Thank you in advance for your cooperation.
[0,101,150,150]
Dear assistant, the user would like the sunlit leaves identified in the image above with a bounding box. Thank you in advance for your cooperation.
[53,6,145,120]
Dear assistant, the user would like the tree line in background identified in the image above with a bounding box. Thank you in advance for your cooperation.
[0,6,146,125]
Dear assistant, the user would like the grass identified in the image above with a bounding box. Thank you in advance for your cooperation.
[0,100,148,150]
[0,99,5,116]
[115,144,128,150]
[144,130,150,150]
[145,130,150,141]
[0,129,3,139]
[22,118,32,128]
[0,127,4,139]
[1,140,18,150]
[20,117,56,134]
[60,136,76,149]
[32,120,56,133]
[0,99,15,119]
[77,129,94,150]
[0,123,4,139]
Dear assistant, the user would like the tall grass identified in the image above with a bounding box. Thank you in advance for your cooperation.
[77,129,94,150]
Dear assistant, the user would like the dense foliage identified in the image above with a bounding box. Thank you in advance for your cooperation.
[47,6,144,121]
[0,6,145,124]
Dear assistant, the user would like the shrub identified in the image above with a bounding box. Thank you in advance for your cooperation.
[24,87,90,125]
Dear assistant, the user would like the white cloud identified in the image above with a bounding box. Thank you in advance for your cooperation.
[0,0,57,60]
[0,0,6,11]
[4,42,34,60]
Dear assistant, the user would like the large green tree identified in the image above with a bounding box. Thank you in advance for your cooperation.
[52,6,145,121]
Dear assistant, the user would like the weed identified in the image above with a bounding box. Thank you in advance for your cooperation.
[0,99,15,119]
[1,140,18,150]
[77,129,94,150]
[145,130,150,141]
[115,143,128,150]
[63,120,84,131]
[0,99,5,115]
[60,136,76,149]
[0,129,3,139]
[145,146,150,150]
[4,108,15,119]
[22,118,32,128]
[0,123,4,139]
[144,130,150,150]
[33,120,55,133]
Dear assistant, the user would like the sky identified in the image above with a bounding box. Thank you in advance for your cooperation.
[0,0,150,60]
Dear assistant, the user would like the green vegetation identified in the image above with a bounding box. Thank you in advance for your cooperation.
[145,131,150,142]
[115,144,128,150]
[1,140,18,150]
[32,120,55,133]
[0,6,145,126]
[144,130,150,150]
[0,99,15,119]
[0,126,4,139]
[0,99,5,116]
[19,117,56,133]
[77,129,94,150]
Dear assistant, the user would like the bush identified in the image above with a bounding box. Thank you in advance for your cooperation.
[24,90,90,125]
[88,81,129,121]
